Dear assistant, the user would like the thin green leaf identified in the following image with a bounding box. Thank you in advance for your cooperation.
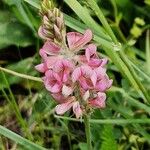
[0,125,46,150]
[146,30,150,73]
[24,0,40,9]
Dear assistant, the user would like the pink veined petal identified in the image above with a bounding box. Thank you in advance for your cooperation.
[53,59,68,72]
[88,58,102,68]
[55,97,75,115]
[79,77,90,90]
[39,48,47,60]
[96,75,112,91]
[91,71,97,87]
[35,63,47,73]
[38,26,47,40]
[62,85,73,97]
[67,32,83,49]
[89,92,106,108]
[85,44,97,62]
[53,72,62,82]
[95,67,106,79]
[51,93,66,103]
[68,29,93,51]
[81,65,92,77]
[46,56,62,69]
[108,79,113,89]
[44,70,62,93]
[72,67,82,82]
[100,58,108,67]
[83,90,90,101]
[42,41,61,55]
[44,79,62,93]
[73,101,82,119]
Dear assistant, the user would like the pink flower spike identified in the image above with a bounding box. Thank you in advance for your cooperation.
[55,97,75,115]
[89,92,106,108]
[73,101,82,119]
[67,29,93,51]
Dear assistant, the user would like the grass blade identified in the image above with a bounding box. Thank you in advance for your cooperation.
[0,125,46,150]
[146,30,150,73]
[24,0,40,9]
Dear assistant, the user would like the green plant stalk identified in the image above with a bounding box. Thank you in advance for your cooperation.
[55,115,150,124]
[0,125,46,150]
[84,115,92,150]
[0,66,43,82]
[119,51,150,103]
[127,58,150,82]
[146,30,150,73]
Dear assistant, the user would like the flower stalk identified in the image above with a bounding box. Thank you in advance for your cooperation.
[84,114,92,150]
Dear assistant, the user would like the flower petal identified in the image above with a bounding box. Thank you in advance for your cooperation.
[35,63,47,73]
[55,97,75,115]
[67,29,93,51]
[62,85,73,97]
[72,67,82,82]
[83,90,90,101]
[67,32,83,49]
[42,41,61,55]
[91,71,97,87]
[89,92,106,108]
[85,44,97,62]
[73,101,82,119]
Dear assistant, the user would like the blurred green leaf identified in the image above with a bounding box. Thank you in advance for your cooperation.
[100,125,118,150]
[78,142,87,150]
[0,10,34,49]
[0,58,36,89]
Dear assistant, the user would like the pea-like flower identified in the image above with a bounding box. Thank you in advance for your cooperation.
[36,3,112,118]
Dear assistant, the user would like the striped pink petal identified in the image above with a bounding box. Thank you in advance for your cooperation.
[55,97,75,115]
[73,101,82,119]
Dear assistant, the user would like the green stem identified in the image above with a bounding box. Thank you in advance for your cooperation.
[0,66,42,82]
[84,115,92,150]
[55,115,150,124]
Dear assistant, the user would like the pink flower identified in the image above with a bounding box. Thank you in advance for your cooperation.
[78,44,108,68]
[36,27,113,118]
[55,97,82,119]
[72,65,93,90]
[67,29,93,51]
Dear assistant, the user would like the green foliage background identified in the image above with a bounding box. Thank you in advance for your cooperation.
[0,0,150,149]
